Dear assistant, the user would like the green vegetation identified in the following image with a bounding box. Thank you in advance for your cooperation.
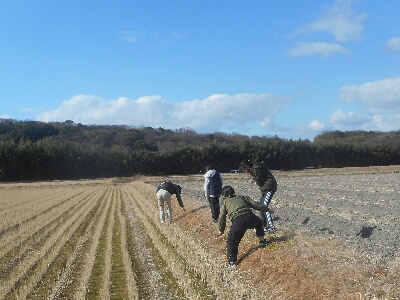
[1,119,399,181]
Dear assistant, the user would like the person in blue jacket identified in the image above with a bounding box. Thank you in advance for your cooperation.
[203,165,223,223]
[156,180,186,223]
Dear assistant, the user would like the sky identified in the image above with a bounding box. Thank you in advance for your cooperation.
[1,0,400,141]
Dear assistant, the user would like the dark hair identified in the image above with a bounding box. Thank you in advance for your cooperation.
[176,185,182,193]
[222,185,235,197]
[205,165,213,171]
[239,159,253,173]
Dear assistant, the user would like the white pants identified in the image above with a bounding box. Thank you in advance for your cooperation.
[156,189,173,222]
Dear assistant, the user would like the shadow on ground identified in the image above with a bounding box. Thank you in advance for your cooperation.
[236,234,293,265]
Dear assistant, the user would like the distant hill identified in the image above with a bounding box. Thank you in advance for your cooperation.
[1,119,399,181]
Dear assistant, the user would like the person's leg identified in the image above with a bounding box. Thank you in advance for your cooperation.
[157,190,166,223]
[209,196,220,221]
[248,213,268,246]
[164,192,173,222]
[226,214,249,263]
[214,196,220,220]
[260,191,275,230]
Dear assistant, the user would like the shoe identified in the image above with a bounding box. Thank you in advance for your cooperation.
[212,219,218,224]
[264,227,276,234]
[259,239,268,247]
[227,261,236,269]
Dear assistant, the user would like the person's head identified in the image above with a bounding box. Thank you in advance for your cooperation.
[176,185,182,193]
[222,185,235,198]
[205,165,213,171]
[239,160,253,173]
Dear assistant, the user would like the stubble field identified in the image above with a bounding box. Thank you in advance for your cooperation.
[0,166,399,299]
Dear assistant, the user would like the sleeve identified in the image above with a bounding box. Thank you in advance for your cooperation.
[175,186,184,208]
[204,177,210,198]
[244,196,270,212]
[218,202,228,233]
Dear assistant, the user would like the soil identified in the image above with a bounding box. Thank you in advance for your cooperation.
[167,165,400,262]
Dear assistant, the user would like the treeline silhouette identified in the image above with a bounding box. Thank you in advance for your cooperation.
[0,119,399,181]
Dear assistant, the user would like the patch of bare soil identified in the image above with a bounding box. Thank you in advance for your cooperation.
[151,165,400,299]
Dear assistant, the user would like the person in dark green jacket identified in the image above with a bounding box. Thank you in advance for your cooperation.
[217,185,272,267]
[239,159,278,233]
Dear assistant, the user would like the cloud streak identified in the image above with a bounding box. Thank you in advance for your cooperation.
[288,42,351,57]
[36,93,291,135]
[295,0,366,42]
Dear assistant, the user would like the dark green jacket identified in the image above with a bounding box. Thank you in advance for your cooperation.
[219,195,270,233]
[250,161,277,193]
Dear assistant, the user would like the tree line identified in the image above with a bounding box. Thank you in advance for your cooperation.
[1,119,399,181]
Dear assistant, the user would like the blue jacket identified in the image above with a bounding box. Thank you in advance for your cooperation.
[204,169,223,198]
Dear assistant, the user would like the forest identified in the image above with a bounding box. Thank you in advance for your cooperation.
[0,118,399,181]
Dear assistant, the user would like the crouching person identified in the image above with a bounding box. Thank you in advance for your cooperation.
[156,180,186,224]
[217,185,272,267]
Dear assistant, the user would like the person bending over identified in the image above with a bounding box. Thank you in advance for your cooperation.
[156,180,186,224]
[218,185,272,267]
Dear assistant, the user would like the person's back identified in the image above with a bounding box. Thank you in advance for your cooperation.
[218,185,269,267]
[204,166,223,223]
[251,161,277,192]
[204,168,222,197]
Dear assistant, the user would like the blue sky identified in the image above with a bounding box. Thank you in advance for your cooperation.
[1,0,400,140]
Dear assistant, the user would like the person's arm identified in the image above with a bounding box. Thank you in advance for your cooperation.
[175,186,185,210]
[204,177,210,198]
[244,196,271,212]
[218,202,228,234]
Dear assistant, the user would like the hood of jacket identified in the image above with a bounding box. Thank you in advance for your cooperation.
[204,169,217,178]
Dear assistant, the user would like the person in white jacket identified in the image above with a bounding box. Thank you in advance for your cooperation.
[203,165,223,223]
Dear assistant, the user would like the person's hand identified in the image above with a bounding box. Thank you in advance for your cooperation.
[269,207,275,214]
[216,231,224,237]
[182,207,186,212]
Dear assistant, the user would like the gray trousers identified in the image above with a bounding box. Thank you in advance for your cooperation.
[157,189,173,223]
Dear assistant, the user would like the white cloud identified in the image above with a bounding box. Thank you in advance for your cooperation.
[1,114,11,119]
[326,109,400,132]
[36,93,290,134]
[328,109,370,127]
[340,78,400,113]
[288,42,351,57]
[118,30,146,43]
[308,119,325,131]
[295,0,366,42]
[385,37,400,53]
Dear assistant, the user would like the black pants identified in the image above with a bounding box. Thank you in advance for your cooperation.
[227,212,264,263]
[208,196,220,221]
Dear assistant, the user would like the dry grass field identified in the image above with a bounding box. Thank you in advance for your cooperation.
[0,166,399,299]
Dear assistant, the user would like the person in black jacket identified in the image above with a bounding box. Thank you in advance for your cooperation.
[156,181,186,224]
[239,159,278,233]
[203,165,223,223]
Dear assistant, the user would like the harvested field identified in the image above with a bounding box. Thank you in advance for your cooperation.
[0,165,399,299]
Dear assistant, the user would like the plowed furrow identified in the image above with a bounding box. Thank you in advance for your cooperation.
[124,185,213,300]
[1,188,101,299]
